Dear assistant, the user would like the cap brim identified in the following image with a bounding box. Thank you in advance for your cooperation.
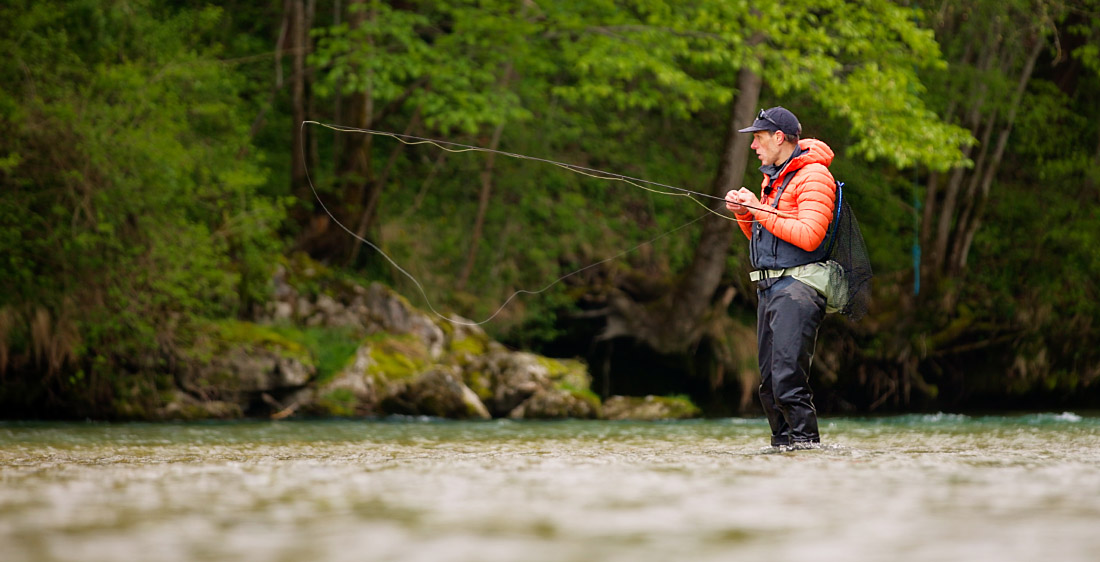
[738,125,772,133]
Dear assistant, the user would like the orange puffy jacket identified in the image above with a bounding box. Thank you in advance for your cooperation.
[736,138,836,254]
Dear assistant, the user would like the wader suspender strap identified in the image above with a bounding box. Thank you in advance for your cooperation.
[750,169,800,268]
[769,169,799,209]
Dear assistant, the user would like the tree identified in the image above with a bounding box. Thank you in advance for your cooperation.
[0,0,283,414]
[307,0,532,263]
[551,1,971,371]
[921,0,1065,287]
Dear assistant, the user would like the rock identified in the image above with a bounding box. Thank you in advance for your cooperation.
[156,390,243,421]
[381,367,490,419]
[364,283,445,359]
[311,345,380,416]
[466,351,550,416]
[445,322,491,365]
[175,335,316,418]
[182,347,313,396]
[508,388,599,420]
[203,255,605,421]
[271,301,294,323]
[463,351,594,418]
[601,395,701,421]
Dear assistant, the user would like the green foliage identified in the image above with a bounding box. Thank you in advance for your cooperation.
[272,326,361,385]
[3,0,1100,416]
[316,388,358,417]
[213,320,310,360]
[0,0,284,405]
[301,0,976,349]
[311,0,532,134]
[362,333,431,382]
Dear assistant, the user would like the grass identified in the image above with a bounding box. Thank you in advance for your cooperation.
[269,325,361,385]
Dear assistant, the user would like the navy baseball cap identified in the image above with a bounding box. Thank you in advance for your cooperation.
[738,106,802,136]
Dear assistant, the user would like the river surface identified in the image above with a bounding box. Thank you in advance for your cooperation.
[2,413,1099,562]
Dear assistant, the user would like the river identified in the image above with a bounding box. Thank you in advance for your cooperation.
[2,413,1099,562]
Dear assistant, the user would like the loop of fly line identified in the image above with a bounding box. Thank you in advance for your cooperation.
[299,120,783,326]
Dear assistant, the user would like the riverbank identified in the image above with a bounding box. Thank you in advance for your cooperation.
[108,254,701,423]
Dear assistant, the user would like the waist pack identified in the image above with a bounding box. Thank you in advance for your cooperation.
[751,261,849,314]
[789,261,848,314]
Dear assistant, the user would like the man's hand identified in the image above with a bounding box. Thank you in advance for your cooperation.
[725,189,747,214]
[735,187,760,209]
[725,188,759,215]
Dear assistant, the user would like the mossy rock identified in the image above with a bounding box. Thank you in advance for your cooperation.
[602,395,701,421]
[380,368,491,420]
[364,333,432,384]
[539,356,592,392]
[314,388,359,417]
[465,369,494,403]
[186,319,313,365]
[447,329,490,364]
[508,388,599,420]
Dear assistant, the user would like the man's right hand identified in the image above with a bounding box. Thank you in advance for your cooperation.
[725,189,748,215]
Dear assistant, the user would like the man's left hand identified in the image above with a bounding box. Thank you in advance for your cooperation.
[735,187,761,211]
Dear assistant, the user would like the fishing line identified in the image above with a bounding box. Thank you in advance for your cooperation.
[299,120,772,326]
[304,121,788,219]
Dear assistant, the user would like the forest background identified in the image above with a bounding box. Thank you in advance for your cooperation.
[3,0,1099,419]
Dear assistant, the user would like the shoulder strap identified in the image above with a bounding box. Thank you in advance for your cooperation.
[823,181,843,256]
[768,168,800,209]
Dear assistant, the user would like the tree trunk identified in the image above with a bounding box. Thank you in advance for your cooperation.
[596,63,761,354]
[457,64,514,292]
[294,0,370,259]
[664,65,762,346]
[332,0,345,163]
[947,105,999,269]
[347,106,421,265]
[952,36,1044,272]
[457,120,506,292]
[1088,131,1100,195]
[289,0,310,204]
[929,23,1000,276]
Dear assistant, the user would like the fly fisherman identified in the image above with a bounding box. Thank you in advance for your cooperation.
[725,106,836,449]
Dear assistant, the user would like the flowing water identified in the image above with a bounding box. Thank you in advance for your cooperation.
[2,413,1099,562]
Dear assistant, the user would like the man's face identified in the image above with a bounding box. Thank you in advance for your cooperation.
[750,130,783,166]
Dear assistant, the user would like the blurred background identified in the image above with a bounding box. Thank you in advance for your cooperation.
[3,0,1099,419]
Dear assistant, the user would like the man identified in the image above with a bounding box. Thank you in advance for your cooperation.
[724,106,836,448]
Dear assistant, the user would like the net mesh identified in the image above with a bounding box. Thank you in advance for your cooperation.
[825,184,873,321]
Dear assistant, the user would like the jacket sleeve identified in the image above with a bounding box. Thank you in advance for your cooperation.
[736,210,754,239]
[736,176,768,240]
[751,164,836,251]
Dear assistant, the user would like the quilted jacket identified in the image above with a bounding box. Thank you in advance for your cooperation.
[735,138,837,269]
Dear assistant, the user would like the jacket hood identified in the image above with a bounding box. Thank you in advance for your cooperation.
[791,138,834,170]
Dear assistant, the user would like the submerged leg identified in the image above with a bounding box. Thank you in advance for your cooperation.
[759,278,825,444]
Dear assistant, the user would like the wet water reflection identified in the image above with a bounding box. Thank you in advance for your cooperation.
[2,414,1099,562]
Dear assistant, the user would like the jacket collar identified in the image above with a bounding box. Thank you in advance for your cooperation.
[760,146,805,194]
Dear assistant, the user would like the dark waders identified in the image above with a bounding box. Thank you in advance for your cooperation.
[756,276,825,446]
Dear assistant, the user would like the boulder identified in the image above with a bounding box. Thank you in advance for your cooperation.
[462,350,594,418]
[465,350,550,416]
[364,283,445,359]
[155,390,243,421]
[176,345,315,414]
[382,367,491,420]
[219,255,606,421]
[507,388,599,420]
[601,395,701,421]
